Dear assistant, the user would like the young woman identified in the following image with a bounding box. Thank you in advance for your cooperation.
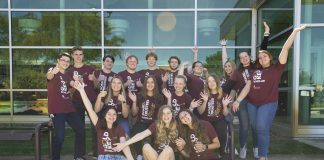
[128,75,165,158]
[94,76,130,137]
[233,25,306,160]
[162,75,201,117]
[177,109,220,160]
[197,74,233,158]
[223,22,271,159]
[73,81,134,160]
[219,39,236,93]
[113,105,184,160]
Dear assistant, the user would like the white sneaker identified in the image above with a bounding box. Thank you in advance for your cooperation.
[136,155,143,160]
[239,146,247,159]
[253,148,259,158]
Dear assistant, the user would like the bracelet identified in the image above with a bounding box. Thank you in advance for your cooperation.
[264,32,270,36]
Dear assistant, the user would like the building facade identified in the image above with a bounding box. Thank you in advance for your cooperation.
[0,0,323,137]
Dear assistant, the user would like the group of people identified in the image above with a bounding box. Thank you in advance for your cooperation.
[46,23,306,160]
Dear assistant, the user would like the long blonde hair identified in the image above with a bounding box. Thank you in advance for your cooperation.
[155,105,178,145]
[205,74,223,99]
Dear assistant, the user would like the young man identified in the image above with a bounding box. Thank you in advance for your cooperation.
[162,56,181,92]
[66,46,97,157]
[93,55,116,92]
[47,52,85,160]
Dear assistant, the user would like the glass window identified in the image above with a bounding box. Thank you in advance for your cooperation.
[13,91,48,115]
[299,27,324,125]
[0,0,7,8]
[261,0,293,8]
[12,12,101,46]
[105,11,194,46]
[11,0,100,9]
[12,49,101,89]
[198,0,250,8]
[257,9,293,45]
[0,12,9,46]
[0,49,9,89]
[302,0,324,23]
[105,0,194,9]
[0,91,10,115]
[197,11,251,46]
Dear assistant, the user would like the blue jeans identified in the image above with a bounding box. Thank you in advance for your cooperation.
[237,99,257,148]
[247,101,278,157]
[118,118,130,137]
[52,112,85,159]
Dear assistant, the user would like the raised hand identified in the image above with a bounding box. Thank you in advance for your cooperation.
[192,45,198,54]
[162,88,171,99]
[200,91,208,102]
[219,39,227,46]
[264,21,270,34]
[222,94,233,107]
[161,72,169,82]
[294,24,307,32]
[124,79,133,87]
[135,79,143,87]
[118,94,126,103]
[190,99,202,109]
[98,91,107,98]
[73,80,85,91]
[128,91,137,102]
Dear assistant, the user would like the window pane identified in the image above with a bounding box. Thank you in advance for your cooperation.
[0,91,10,115]
[198,0,250,8]
[105,12,194,46]
[302,0,324,23]
[13,91,48,115]
[105,0,194,9]
[12,12,101,46]
[11,0,100,9]
[0,12,8,46]
[12,49,101,89]
[261,0,293,8]
[198,11,251,46]
[0,0,7,8]
[0,49,9,89]
[258,9,293,45]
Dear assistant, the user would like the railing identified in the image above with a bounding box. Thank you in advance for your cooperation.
[34,121,53,160]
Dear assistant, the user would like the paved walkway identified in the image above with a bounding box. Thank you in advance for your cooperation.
[1,154,324,160]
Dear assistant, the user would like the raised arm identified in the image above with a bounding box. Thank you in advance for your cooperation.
[73,81,98,125]
[192,46,198,62]
[46,64,60,80]
[220,39,228,66]
[261,22,270,50]
[279,25,307,64]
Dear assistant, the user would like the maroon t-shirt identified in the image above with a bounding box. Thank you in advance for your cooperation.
[95,121,125,155]
[137,95,162,124]
[94,69,116,92]
[186,74,205,100]
[230,66,254,94]
[187,121,218,160]
[148,122,177,154]
[102,96,127,119]
[248,62,285,106]
[66,64,96,102]
[200,94,225,121]
[47,69,75,114]
[166,70,178,92]
[170,92,192,117]
[117,70,142,94]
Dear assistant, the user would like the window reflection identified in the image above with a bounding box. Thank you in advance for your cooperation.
[0,0,7,8]
[198,0,250,8]
[13,91,48,115]
[11,0,100,9]
[105,12,194,46]
[104,0,194,9]
[12,12,101,46]
[0,49,9,89]
[302,0,324,23]
[0,91,10,115]
[0,12,9,46]
[198,11,251,46]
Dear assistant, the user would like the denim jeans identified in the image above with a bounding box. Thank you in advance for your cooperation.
[98,154,127,160]
[237,99,257,148]
[118,118,130,137]
[247,101,278,157]
[52,112,85,160]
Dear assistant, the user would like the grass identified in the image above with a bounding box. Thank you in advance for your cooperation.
[0,125,323,156]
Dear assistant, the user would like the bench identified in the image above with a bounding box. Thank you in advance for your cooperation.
[0,130,34,141]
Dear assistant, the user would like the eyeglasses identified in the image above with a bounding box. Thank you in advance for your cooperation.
[60,59,70,63]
